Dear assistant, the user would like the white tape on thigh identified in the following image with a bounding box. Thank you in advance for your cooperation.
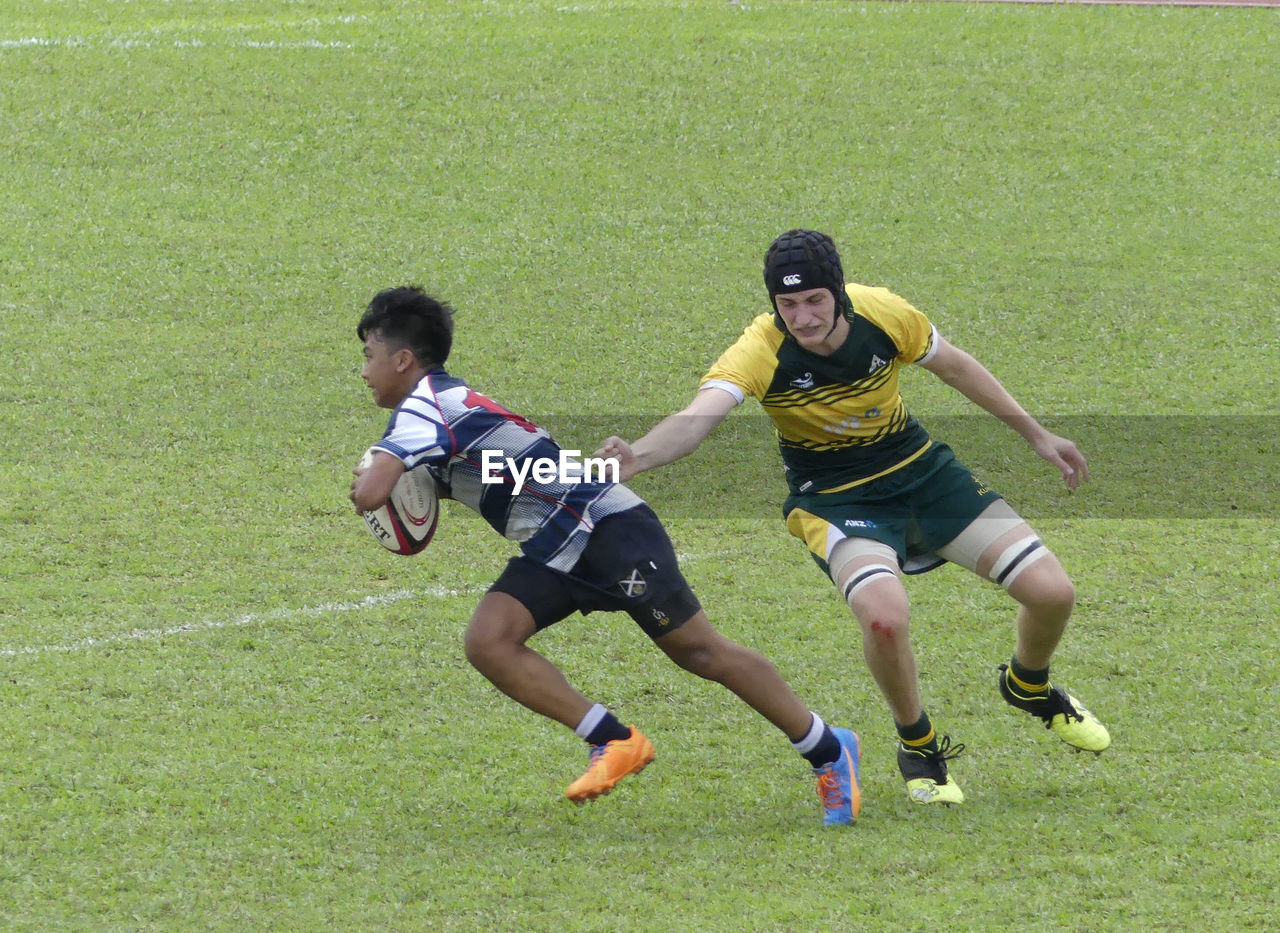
[828,537,898,588]
[841,563,899,604]
[989,535,1048,589]
[936,499,1025,573]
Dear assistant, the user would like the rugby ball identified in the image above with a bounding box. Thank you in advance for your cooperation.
[358,447,440,555]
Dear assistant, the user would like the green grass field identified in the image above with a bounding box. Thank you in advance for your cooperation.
[2,1,1277,929]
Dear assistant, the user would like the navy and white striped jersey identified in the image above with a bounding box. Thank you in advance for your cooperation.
[372,370,643,572]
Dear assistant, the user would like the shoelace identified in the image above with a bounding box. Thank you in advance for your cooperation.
[931,734,965,762]
[1003,666,1085,727]
[1044,687,1085,727]
[816,769,845,810]
[899,736,964,784]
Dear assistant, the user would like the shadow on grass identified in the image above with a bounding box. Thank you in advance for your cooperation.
[540,414,1275,520]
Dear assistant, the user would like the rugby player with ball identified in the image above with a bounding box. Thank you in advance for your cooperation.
[349,285,863,824]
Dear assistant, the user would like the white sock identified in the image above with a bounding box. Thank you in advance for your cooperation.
[790,712,826,755]
[574,702,608,739]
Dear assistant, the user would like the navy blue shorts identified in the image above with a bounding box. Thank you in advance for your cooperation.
[489,504,702,640]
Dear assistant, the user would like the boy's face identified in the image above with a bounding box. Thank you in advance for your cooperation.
[361,333,416,409]
[773,287,848,355]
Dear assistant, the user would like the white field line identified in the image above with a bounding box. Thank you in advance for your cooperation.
[1,13,372,51]
[0,37,355,49]
[0,586,476,659]
[1,551,720,659]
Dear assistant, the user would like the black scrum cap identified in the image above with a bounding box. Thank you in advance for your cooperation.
[763,229,852,316]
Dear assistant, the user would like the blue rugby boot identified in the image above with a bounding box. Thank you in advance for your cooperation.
[814,727,862,826]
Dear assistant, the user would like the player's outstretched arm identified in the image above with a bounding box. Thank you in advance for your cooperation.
[596,387,737,483]
[920,337,1089,490]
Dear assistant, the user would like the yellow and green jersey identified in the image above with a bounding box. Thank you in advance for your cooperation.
[701,283,938,495]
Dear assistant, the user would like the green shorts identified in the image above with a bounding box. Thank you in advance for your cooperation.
[783,442,1003,575]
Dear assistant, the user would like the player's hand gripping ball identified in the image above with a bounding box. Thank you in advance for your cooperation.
[358,447,439,555]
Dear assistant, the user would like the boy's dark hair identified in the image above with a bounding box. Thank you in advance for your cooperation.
[357,286,455,368]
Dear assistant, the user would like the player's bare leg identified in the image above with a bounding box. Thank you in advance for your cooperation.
[1008,555,1074,668]
[463,591,592,728]
[654,610,814,741]
[842,571,920,726]
[975,527,1110,753]
[842,560,963,804]
[972,524,1074,670]
[464,591,654,801]
[655,609,862,825]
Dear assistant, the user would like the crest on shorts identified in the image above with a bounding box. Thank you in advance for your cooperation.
[618,569,647,597]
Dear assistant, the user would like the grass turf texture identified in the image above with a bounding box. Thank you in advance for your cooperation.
[1,1,1276,929]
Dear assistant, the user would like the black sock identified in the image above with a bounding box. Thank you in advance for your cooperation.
[802,726,842,769]
[585,712,631,746]
[1008,657,1051,697]
[896,712,938,753]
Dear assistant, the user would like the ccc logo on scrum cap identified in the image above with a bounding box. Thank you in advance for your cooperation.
[782,274,802,286]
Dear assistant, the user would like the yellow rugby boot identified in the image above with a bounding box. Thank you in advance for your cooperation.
[898,735,965,806]
[999,664,1111,754]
